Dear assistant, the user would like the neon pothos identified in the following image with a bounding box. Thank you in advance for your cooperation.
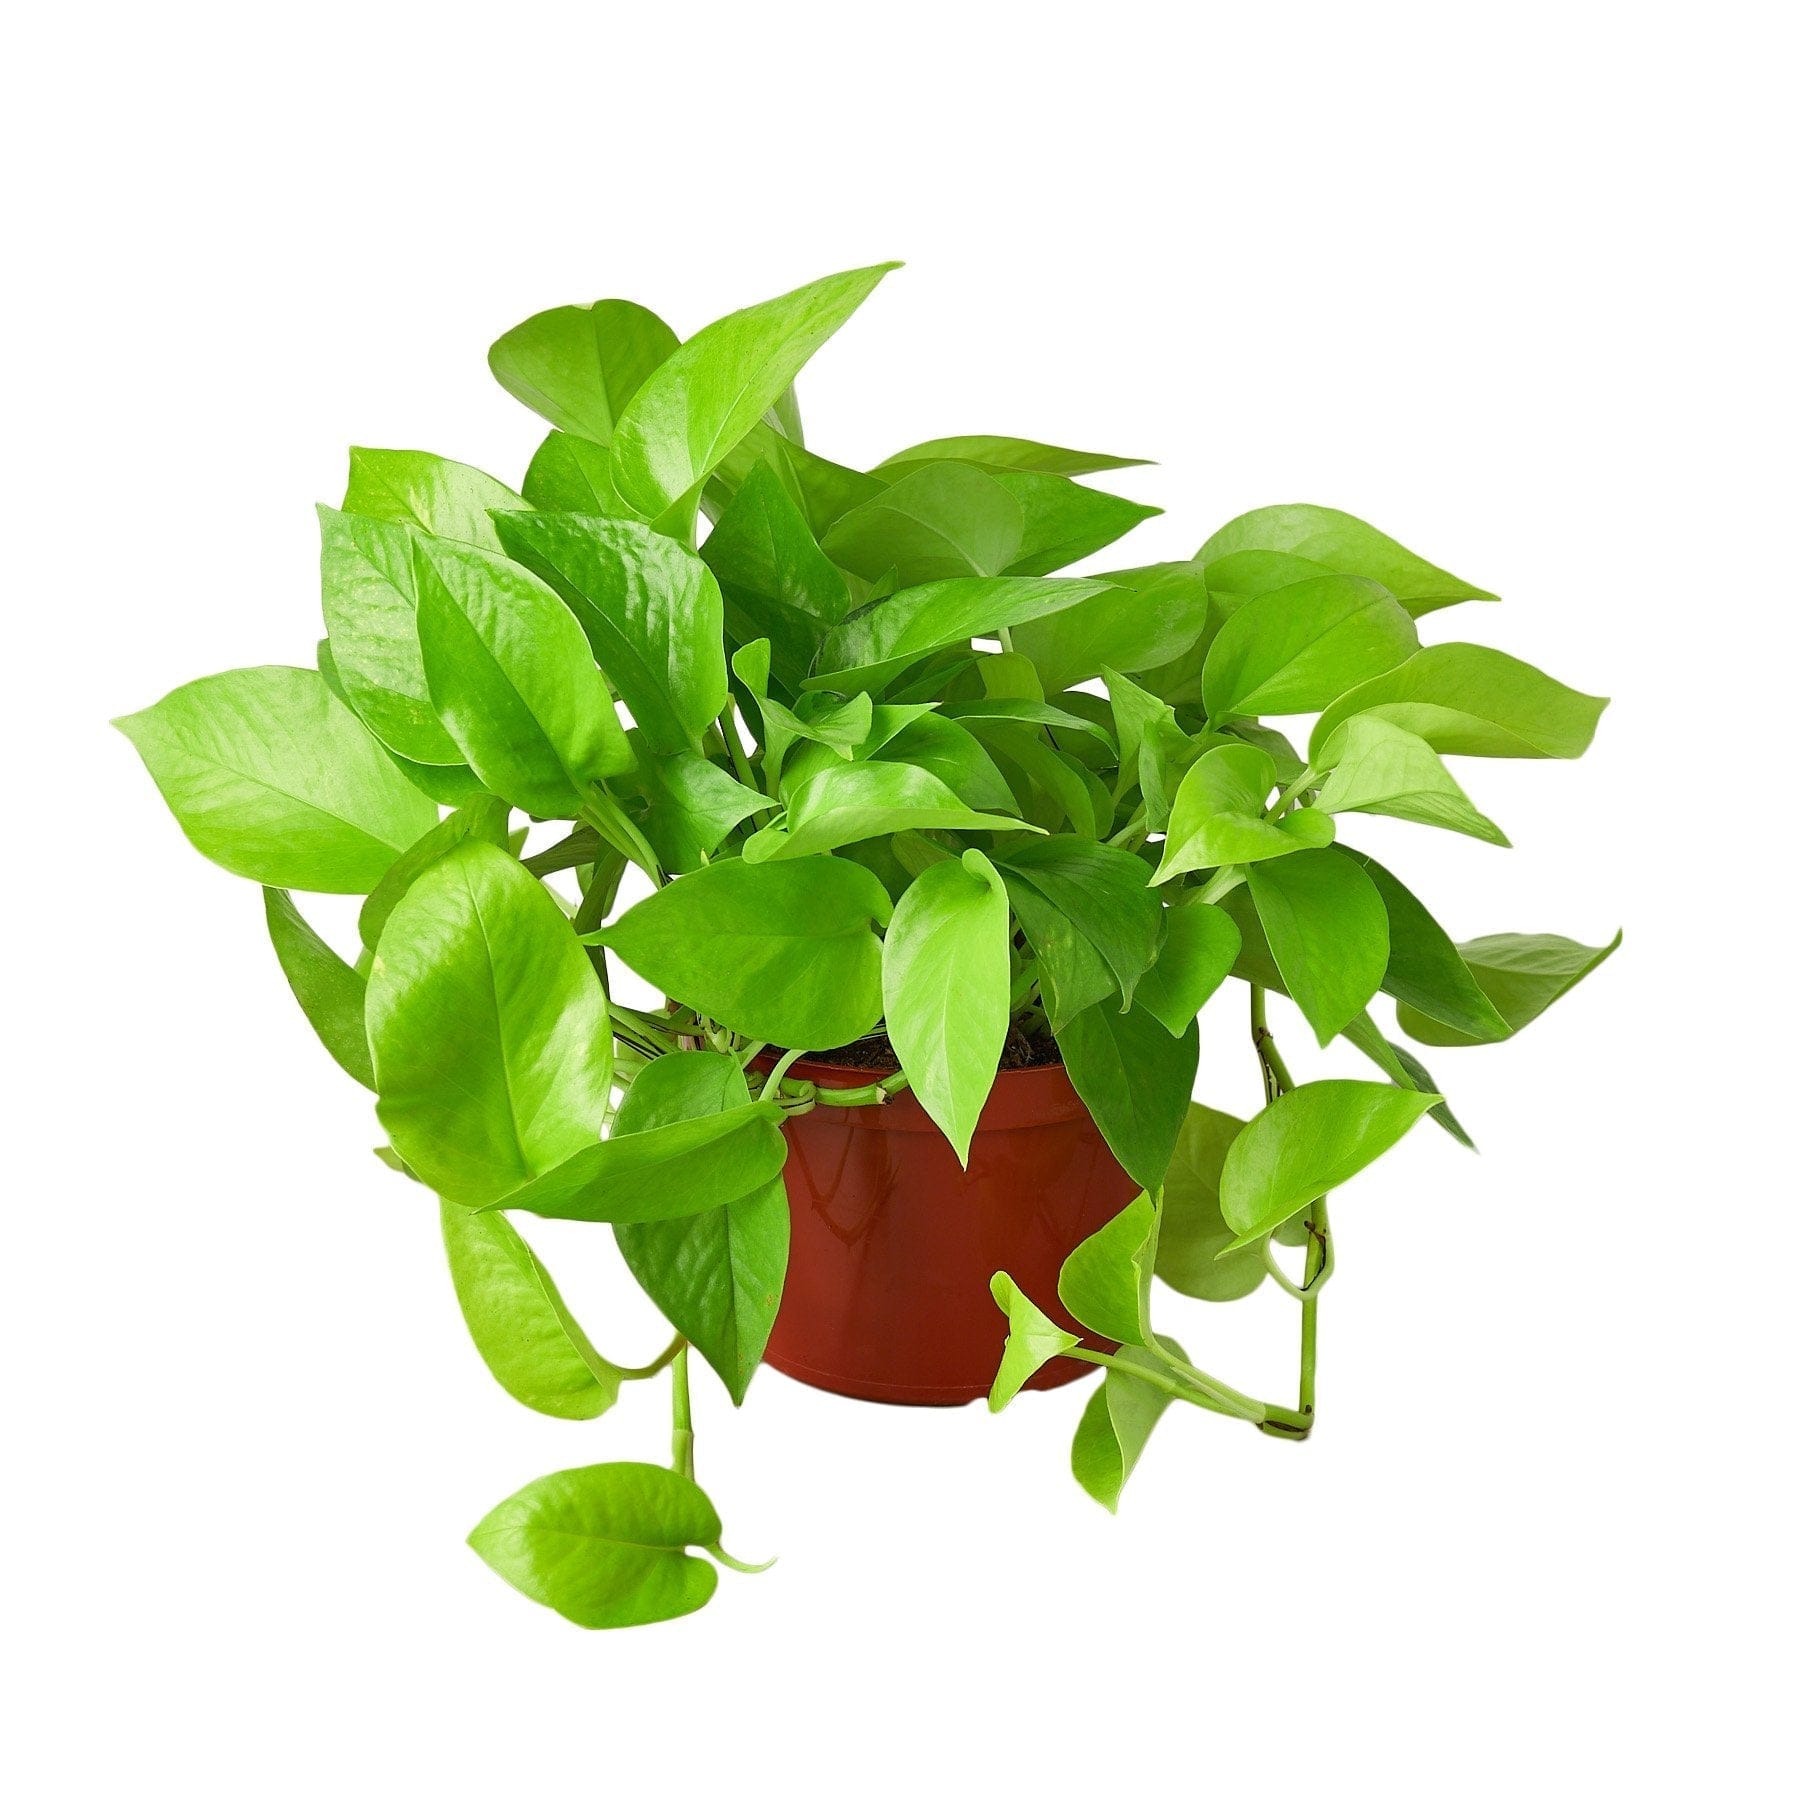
[118,263,1616,1626]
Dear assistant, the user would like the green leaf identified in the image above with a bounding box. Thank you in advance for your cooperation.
[1156,1105,1267,1301]
[748,760,1036,861]
[609,263,898,520]
[1057,1191,1157,1345]
[1151,743,1334,884]
[626,739,775,875]
[1133,903,1241,1035]
[1220,1081,1442,1241]
[262,888,375,1088]
[467,1461,721,1629]
[871,712,1017,813]
[493,512,728,756]
[412,533,633,816]
[1005,878,1116,1033]
[822,462,1024,584]
[366,842,611,1206]
[358,794,511,954]
[1339,852,1511,1041]
[809,575,1115,696]
[115,666,437,893]
[1310,644,1609,763]
[1201,574,1418,720]
[1057,995,1197,1191]
[440,1202,621,1419]
[997,836,1162,1006]
[611,1053,788,1406]
[987,1273,1080,1411]
[878,435,1148,476]
[711,423,886,537]
[342,448,530,553]
[488,298,679,445]
[1384,1039,1477,1149]
[938,699,1117,757]
[1246,849,1390,1046]
[1071,1340,1181,1512]
[522,431,631,515]
[882,849,1011,1163]
[1315,714,1509,845]
[1397,931,1622,1047]
[594,855,892,1049]
[500,1104,787,1224]
[1012,559,1210,693]
[993,472,1159,576]
[1198,504,1497,618]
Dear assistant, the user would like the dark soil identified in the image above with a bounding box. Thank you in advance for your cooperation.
[779,1025,1064,1073]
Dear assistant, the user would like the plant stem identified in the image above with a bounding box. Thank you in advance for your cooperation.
[670,1342,694,1480]
[616,1334,683,1380]
[764,1046,807,1090]
[717,704,758,791]
[1268,769,1319,820]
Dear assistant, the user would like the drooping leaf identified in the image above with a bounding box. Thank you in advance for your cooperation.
[358,794,511,954]
[1198,504,1497,618]
[342,447,530,553]
[1005,878,1117,1032]
[440,1202,622,1419]
[467,1461,721,1629]
[1383,1039,1477,1150]
[881,849,1011,1163]
[609,263,898,520]
[115,666,437,893]
[1155,1105,1266,1300]
[1057,1190,1157,1346]
[1151,743,1334,884]
[878,435,1148,476]
[997,836,1162,1006]
[493,511,728,755]
[1310,644,1609,763]
[1201,574,1418,720]
[488,298,680,445]
[987,1273,1080,1411]
[1012,559,1210,693]
[1397,931,1622,1047]
[262,888,375,1088]
[1071,1339,1183,1512]
[1057,995,1197,1191]
[412,534,633,816]
[611,1053,788,1403]
[1315,714,1509,845]
[366,842,611,1206]
[625,738,775,875]
[748,760,1036,861]
[1245,849,1390,1046]
[1220,1081,1442,1242]
[1132,902,1241,1035]
[593,855,892,1049]
[822,461,1025,584]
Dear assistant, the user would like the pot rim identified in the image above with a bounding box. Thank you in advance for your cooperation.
[754,1048,1091,1132]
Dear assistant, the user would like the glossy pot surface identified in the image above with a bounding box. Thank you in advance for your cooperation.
[761,1055,1139,1405]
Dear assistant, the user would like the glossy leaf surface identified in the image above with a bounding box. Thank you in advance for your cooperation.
[987,1274,1080,1411]
[1316,714,1509,844]
[1155,1105,1266,1300]
[1152,744,1334,884]
[488,298,679,444]
[1133,903,1241,1036]
[1397,931,1622,1047]
[1071,1341,1182,1512]
[1057,995,1197,1191]
[1058,1191,1157,1346]
[342,448,529,553]
[1246,849,1390,1046]
[262,888,375,1087]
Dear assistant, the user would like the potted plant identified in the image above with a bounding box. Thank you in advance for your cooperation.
[116,263,1616,1629]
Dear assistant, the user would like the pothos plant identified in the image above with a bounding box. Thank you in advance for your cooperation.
[117,262,1616,1629]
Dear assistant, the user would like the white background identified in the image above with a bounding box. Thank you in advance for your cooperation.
[7,3,1793,1794]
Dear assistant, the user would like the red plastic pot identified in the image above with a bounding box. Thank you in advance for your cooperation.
[761,1054,1140,1405]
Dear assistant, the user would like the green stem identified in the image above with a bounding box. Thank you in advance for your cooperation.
[670,1342,694,1481]
[617,1334,683,1381]
[1193,865,1244,905]
[813,1070,910,1106]
[717,704,758,791]
[764,1046,807,1091]
[1268,769,1319,820]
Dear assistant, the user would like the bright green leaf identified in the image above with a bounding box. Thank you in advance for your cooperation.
[1156,1105,1267,1301]
[1057,995,1197,1191]
[987,1273,1080,1411]
[262,888,375,1088]
[749,760,1035,861]
[1316,715,1509,844]
[1397,931,1622,1047]
[1246,849,1390,1046]
[878,435,1148,476]
[1057,1191,1157,1346]
[488,299,679,445]
[342,447,530,553]
[1133,903,1241,1036]
[358,794,511,954]
[1152,743,1334,884]
[822,461,1024,584]
[1011,559,1210,693]
[1071,1339,1182,1512]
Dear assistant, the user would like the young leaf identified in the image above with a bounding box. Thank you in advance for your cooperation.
[1310,644,1609,763]
[871,713,1016,812]
[608,263,899,519]
[366,842,612,1206]
[987,1273,1080,1411]
[357,794,511,954]
[1056,995,1198,1191]
[809,574,1115,696]
[1198,503,1497,618]
[341,448,530,553]
[1012,560,1210,693]
[995,472,1159,576]
[262,888,375,1088]
[822,461,1025,584]
[1156,1105,1267,1301]
[115,666,437,893]
[881,849,1011,1163]
[1071,1338,1184,1512]
[626,740,775,875]
[467,1461,721,1629]
[1152,743,1334,884]
[1201,574,1418,720]
[412,533,633,816]
[749,760,1036,861]
[488,298,680,444]
[440,1203,622,1419]
[1132,903,1241,1036]
[997,836,1163,1007]
[1245,849,1390,1046]
[1397,931,1622,1047]
[1220,1081,1443,1241]
[522,431,630,515]
[878,434,1148,476]
[1315,714,1509,845]
[1057,1190,1157,1346]
[594,855,892,1049]
[611,1053,788,1405]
